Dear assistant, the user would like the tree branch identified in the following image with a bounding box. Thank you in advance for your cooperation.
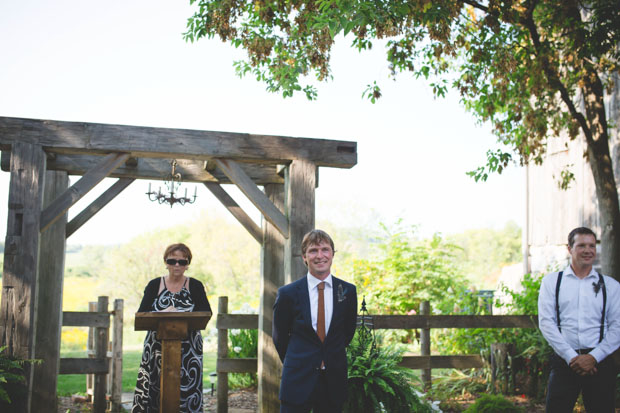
[460,0,489,14]
[522,0,592,143]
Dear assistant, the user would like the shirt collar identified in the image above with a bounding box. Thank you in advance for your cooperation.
[307,273,332,289]
[564,265,598,279]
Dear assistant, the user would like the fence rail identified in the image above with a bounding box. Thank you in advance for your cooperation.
[59,296,123,413]
[215,297,538,412]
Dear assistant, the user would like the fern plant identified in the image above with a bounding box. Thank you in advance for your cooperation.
[0,346,40,405]
[344,300,433,413]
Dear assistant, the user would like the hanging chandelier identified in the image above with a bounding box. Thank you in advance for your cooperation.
[146,159,197,207]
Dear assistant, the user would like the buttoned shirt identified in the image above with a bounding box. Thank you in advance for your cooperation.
[538,265,620,364]
[307,273,334,337]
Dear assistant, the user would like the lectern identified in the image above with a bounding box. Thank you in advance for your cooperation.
[135,311,212,412]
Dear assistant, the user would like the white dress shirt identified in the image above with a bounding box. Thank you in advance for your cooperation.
[307,273,334,337]
[538,265,620,364]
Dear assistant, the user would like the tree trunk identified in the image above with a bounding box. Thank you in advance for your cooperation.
[581,71,620,280]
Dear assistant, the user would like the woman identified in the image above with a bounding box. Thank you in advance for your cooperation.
[132,243,211,413]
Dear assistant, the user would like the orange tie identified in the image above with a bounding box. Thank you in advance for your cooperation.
[317,281,326,342]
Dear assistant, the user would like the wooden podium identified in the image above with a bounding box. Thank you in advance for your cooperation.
[135,311,211,413]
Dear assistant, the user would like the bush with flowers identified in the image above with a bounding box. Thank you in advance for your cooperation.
[227,304,258,388]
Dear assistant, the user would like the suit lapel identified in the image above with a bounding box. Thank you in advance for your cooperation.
[328,277,344,339]
[297,277,313,329]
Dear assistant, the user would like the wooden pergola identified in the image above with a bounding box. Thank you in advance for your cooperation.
[0,116,357,412]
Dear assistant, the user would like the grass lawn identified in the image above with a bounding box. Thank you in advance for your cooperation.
[57,350,217,396]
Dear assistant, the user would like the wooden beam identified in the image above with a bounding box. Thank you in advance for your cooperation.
[215,159,289,238]
[258,183,285,412]
[0,142,46,412]
[0,116,357,168]
[204,182,262,244]
[62,312,111,328]
[66,178,134,238]
[19,154,285,184]
[369,315,539,329]
[399,355,484,369]
[217,358,258,374]
[39,153,129,232]
[93,296,109,413]
[32,171,68,412]
[59,358,109,375]
[110,299,124,413]
[216,314,259,330]
[284,160,316,283]
[2,152,286,184]
[217,297,229,413]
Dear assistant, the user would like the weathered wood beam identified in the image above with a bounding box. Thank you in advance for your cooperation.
[215,159,289,238]
[284,160,316,283]
[39,153,129,232]
[0,142,46,412]
[59,358,109,375]
[11,154,285,185]
[217,358,258,374]
[258,183,285,412]
[204,182,262,244]
[61,311,111,328]
[370,315,539,329]
[32,171,68,412]
[66,178,134,238]
[215,314,260,329]
[2,152,285,184]
[399,355,485,369]
[0,116,357,168]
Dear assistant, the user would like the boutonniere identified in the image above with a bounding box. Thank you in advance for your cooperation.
[593,280,603,296]
[337,284,346,302]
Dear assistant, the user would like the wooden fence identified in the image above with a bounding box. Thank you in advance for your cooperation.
[215,296,539,412]
[59,296,124,413]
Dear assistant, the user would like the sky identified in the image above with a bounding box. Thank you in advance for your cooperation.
[0,0,524,245]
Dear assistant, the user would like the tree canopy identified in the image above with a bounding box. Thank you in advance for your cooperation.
[185,0,620,277]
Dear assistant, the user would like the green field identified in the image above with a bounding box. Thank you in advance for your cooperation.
[57,350,217,396]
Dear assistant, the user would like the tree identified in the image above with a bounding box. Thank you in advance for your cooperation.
[349,224,468,316]
[448,221,522,287]
[184,0,620,279]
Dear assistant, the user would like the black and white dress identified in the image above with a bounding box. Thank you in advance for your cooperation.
[132,276,211,413]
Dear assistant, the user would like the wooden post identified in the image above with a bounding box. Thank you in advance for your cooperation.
[159,323,184,412]
[420,301,431,389]
[258,184,285,412]
[490,343,514,394]
[31,171,69,412]
[217,297,229,413]
[0,142,46,412]
[93,296,109,413]
[86,301,97,401]
[110,299,124,413]
[284,160,316,284]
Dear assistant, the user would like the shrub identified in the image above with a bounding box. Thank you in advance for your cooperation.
[464,393,523,412]
[0,346,40,407]
[435,273,552,399]
[228,328,258,388]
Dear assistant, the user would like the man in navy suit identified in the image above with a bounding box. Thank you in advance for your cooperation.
[273,229,358,412]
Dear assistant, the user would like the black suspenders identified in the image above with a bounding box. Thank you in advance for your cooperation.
[555,271,606,343]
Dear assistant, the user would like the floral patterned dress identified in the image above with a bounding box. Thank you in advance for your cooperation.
[132,278,203,412]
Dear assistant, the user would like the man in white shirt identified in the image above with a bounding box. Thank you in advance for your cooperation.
[273,230,358,412]
[538,227,620,412]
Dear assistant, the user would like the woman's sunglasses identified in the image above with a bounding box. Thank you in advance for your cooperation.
[166,259,189,266]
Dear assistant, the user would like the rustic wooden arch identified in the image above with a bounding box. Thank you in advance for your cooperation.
[0,116,357,412]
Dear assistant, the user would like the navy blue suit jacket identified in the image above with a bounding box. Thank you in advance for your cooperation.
[272,275,357,405]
